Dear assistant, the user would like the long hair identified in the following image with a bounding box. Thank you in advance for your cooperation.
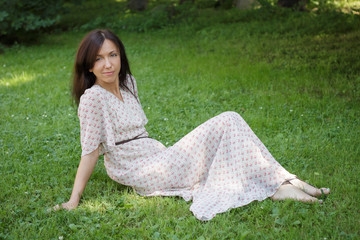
[72,29,133,105]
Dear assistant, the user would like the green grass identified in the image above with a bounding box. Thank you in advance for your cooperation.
[1,8,360,239]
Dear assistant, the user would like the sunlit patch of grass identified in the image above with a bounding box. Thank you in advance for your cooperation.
[333,0,360,14]
[0,71,36,87]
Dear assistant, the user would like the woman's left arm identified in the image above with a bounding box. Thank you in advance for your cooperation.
[55,148,99,210]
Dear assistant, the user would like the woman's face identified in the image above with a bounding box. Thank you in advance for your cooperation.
[90,39,121,86]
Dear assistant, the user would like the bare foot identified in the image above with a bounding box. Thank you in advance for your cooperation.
[271,184,321,203]
[289,178,330,197]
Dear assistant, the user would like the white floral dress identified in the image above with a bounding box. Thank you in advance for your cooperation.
[78,75,296,221]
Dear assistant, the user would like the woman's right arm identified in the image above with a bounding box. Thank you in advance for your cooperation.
[56,148,99,210]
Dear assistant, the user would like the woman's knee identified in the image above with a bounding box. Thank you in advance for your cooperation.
[219,111,242,122]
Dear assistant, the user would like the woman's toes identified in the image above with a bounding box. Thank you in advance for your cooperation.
[320,188,330,195]
[289,179,328,197]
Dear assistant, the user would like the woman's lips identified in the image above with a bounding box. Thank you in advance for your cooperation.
[103,71,114,76]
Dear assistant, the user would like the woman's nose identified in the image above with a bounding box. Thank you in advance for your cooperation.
[104,58,111,68]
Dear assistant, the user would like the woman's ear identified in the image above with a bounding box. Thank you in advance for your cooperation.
[89,69,93,72]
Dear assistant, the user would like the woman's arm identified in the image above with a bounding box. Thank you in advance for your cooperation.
[56,148,99,210]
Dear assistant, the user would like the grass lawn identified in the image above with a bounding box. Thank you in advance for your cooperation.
[1,7,359,239]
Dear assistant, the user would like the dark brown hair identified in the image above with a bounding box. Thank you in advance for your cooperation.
[72,29,133,105]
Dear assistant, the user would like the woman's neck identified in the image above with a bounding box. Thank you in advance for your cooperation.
[95,80,120,95]
[95,79,124,102]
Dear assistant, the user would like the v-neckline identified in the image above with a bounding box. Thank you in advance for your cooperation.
[95,84,125,103]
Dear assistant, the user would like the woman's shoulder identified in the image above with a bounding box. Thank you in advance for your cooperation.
[125,74,138,92]
[79,85,106,109]
[125,74,135,84]
[126,73,134,81]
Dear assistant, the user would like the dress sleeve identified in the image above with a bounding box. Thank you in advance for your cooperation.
[78,90,116,156]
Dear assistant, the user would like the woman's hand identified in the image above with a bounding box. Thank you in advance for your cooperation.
[53,200,79,211]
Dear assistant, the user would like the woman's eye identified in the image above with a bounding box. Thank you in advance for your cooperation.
[95,57,101,61]
[111,53,118,57]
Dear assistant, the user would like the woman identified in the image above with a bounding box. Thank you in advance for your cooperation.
[54,29,330,221]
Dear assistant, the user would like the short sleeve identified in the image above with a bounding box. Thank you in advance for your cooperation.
[78,89,116,156]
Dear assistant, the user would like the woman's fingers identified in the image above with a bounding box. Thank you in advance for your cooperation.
[61,201,78,210]
[54,204,62,211]
[50,201,77,212]
[47,204,62,212]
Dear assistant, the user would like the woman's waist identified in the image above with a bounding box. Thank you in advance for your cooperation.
[104,138,166,169]
[109,137,165,154]
[115,131,149,145]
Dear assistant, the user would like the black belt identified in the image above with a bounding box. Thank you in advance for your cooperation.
[115,135,149,145]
